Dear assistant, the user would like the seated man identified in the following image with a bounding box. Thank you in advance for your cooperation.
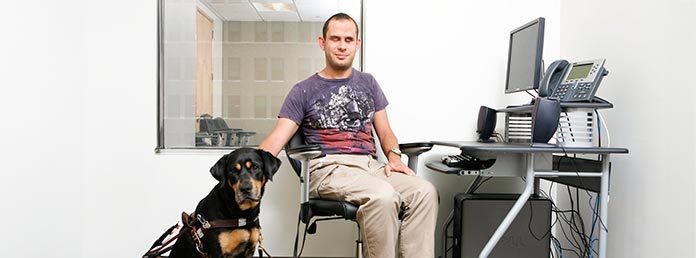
[259,13,438,258]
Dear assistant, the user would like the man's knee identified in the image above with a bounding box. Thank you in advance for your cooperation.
[418,180,440,204]
[370,187,400,210]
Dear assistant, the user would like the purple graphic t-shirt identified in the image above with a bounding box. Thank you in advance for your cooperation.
[279,69,388,156]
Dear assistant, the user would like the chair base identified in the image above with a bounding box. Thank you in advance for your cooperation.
[355,224,364,258]
[355,239,364,258]
[295,218,364,258]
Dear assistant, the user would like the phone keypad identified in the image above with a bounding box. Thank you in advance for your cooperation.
[552,82,594,100]
[574,82,593,99]
[551,83,573,98]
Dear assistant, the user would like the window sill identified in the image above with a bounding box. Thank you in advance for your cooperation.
[154,147,288,157]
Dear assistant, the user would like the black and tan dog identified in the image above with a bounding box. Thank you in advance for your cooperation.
[168,148,280,258]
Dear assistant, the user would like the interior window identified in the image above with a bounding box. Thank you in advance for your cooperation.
[157,0,363,150]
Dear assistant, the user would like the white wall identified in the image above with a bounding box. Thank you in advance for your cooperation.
[5,0,691,257]
[365,1,559,256]
[559,0,696,257]
[0,1,85,257]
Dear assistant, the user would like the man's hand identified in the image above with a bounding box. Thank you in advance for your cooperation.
[384,159,415,177]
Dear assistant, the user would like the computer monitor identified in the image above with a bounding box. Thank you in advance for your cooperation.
[505,17,545,94]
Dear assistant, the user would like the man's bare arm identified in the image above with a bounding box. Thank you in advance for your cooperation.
[259,118,300,156]
[373,109,415,176]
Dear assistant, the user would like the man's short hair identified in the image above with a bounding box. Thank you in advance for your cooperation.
[322,13,359,38]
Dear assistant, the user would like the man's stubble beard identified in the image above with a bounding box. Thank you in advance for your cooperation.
[325,52,354,72]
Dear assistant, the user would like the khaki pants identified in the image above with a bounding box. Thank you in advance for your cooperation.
[308,154,439,258]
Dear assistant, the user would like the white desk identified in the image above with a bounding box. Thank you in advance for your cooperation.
[429,141,628,258]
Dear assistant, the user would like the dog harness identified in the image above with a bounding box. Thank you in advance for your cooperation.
[184,212,259,257]
[142,212,269,258]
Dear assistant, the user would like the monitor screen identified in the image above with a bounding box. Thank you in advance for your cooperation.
[505,18,545,94]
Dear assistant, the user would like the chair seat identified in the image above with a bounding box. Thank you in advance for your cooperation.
[308,199,359,220]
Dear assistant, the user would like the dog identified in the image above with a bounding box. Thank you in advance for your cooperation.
[168,148,281,258]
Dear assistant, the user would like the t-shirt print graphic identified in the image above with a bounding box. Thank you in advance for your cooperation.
[307,85,375,132]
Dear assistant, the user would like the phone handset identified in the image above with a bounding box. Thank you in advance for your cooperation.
[538,59,569,97]
[539,59,608,102]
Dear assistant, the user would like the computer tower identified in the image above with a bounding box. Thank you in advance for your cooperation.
[453,194,551,258]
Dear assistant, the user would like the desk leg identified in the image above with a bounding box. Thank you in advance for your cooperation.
[479,154,535,258]
[599,154,610,258]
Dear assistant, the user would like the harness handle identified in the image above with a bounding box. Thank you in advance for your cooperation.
[141,222,183,258]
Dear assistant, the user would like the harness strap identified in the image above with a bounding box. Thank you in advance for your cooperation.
[258,232,273,258]
[187,212,258,230]
[181,212,261,258]
[142,223,183,258]
[182,212,209,258]
[208,218,251,228]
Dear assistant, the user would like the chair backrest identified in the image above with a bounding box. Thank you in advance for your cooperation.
[199,115,215,134]
[213,117,230,130]
[284,130,308,177]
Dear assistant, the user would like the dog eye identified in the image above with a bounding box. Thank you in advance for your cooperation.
[252,164,260,170]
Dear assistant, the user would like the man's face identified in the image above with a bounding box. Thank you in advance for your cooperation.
[318,19,360,71]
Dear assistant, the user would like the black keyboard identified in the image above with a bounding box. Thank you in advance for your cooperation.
[442,154,478,167]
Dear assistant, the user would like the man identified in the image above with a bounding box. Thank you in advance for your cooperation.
[259,13,438,258]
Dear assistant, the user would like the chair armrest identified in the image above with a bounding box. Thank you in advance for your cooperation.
[399,142,434,155]
[286,144,322,207]
[287,144,322,161]
[399,142,434,172]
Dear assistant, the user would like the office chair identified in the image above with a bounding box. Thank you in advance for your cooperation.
[210,117,259,146]
[211,117,243,146]
[235,131,257,146]
[196,114,219,146]
[284,130,433,258]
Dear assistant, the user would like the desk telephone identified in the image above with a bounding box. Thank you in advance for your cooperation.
[539,59,608,102]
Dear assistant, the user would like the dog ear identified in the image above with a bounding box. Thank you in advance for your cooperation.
[257,149,281,181]
[210,153,230,186]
